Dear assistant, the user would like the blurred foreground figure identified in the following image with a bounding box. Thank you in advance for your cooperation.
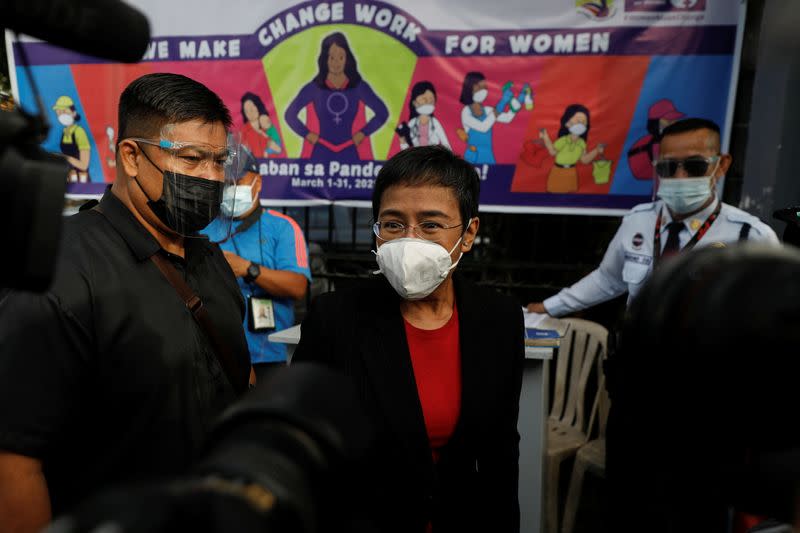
[606,244,800,532]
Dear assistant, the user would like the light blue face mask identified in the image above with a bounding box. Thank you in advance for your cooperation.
[657,176,713,214]
[220,184,254,218]
[657,157,719,215]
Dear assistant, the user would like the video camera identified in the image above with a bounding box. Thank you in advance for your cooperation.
[1,0,150,291]
[44,364,372,533]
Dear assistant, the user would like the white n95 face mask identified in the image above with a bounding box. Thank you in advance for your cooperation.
[220,184,255,218]
[374,237,465,300]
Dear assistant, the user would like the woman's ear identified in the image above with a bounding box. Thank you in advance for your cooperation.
[461,217,480,252]
[117,140,140,178]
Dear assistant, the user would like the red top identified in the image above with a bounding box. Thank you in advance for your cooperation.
[404,306,462,462]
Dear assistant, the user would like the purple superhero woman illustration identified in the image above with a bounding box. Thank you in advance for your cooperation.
[284,32,389,161]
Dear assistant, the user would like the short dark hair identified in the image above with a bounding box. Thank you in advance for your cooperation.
[117,73,232,143]
[609,244,800,526]
[661,117,721,148]
[372,146,479,226]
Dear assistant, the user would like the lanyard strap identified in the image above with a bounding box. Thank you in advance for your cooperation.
[653,201,722,264]
[217,205,263,245]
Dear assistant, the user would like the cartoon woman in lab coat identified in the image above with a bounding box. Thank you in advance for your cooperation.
[396,81,451,151]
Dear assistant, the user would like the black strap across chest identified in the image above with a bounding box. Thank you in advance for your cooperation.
[653,201,722,264]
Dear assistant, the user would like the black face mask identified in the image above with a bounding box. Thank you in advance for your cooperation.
[134,145,224,235]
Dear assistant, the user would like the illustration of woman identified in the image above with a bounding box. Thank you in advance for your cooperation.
[395,81,451,151]
[458,72,527,165]
[540,104,605,193]
[52,95,91,183]
[240,92,282,157]
[285,32,389,161]
[627,99,684,180]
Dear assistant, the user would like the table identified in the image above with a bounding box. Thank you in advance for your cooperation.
[269,325,552,533]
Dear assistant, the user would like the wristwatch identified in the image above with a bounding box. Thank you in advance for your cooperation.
[244,262,261,283]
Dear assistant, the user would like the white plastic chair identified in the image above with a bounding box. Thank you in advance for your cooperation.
[543,318,608,533]
[560,362,610,533]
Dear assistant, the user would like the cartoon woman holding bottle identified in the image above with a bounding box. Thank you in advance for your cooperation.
[540,104,605,193]
[457,71,532,165]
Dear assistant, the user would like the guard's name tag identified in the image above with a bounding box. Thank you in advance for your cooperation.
[248,296,275,331]
[624,252,652,266]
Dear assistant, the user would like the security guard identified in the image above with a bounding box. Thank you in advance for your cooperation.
[528,118,779,317]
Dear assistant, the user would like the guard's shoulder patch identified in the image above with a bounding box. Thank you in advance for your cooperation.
[627,201,657,217]
[725,208,756,224]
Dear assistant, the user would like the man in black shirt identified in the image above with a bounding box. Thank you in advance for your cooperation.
[0,73,251,532]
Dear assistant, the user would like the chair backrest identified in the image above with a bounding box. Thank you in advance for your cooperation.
[549,318,609,435]
[597,359,611,439]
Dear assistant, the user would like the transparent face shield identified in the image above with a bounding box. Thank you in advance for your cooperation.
[215,145,262,231]
[128,125,242,240]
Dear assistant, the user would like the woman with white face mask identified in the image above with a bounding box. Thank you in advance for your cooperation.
[293,146,524,533]
[540,103,606,193]
[396,81,451,151]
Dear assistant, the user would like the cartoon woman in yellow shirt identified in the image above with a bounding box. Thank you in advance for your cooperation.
[52,96,91,183]
[540,104,605,193]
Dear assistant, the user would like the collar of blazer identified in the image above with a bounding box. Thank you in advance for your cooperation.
[356,274,487,483]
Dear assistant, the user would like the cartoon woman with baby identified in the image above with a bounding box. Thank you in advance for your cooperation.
[540,104,606,193]
[285,32,388,161]
[240,92,282,158]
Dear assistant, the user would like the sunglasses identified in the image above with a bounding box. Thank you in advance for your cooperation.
[653,156,719,178]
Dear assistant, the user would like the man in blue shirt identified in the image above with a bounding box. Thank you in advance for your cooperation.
[204,148,311,379]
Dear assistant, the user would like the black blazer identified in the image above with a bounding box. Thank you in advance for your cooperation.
[293,274,524,533]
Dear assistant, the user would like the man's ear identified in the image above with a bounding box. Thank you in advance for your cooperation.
[253,173,263,199]
[717,154,732,177]
[461,217,480,252]
[117,140,140,177]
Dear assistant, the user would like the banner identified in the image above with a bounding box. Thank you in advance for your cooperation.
[6,0,746,214]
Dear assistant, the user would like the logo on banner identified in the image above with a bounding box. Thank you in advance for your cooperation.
[625,0,706,12]
[576,0,617,20]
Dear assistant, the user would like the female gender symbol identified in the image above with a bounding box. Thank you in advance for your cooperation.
[326,91,349,125]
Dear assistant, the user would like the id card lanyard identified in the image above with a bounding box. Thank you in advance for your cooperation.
[228,209,275,331]
[653,200,722,265]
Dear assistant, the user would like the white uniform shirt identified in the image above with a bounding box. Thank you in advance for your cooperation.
[543,197,780,317]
